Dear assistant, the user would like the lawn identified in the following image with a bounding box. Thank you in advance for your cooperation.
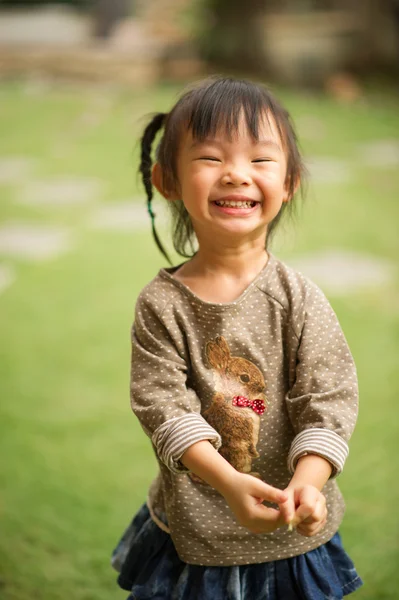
[0,78,398,599]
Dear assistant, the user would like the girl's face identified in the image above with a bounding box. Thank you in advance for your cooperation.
[157,112,290,246]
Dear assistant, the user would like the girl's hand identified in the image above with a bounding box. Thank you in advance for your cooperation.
[221,472,288,534]
[280,484,327,537]
[181,441,287,534]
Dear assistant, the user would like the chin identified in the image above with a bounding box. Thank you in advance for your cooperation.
[219,224,268,238]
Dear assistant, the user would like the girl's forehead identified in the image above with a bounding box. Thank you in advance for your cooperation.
[184,112,282,146]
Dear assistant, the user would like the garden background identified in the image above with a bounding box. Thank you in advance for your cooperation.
[0,2,399,599]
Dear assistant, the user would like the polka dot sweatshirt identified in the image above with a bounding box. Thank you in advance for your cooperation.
[130,254,359,566]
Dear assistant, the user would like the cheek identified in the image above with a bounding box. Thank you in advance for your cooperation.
[258,171,286,194]
[185,169,213,192]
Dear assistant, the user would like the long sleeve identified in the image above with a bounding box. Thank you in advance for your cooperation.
[130,292,221,474]
[286,281,359,477]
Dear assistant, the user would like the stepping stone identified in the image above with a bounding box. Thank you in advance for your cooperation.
[19,177,103,206]
[296,116,326,141]
[23,77,52,97]
[90,201,169,231]
[0,156,35,184]
[289,250,394,294]
[357,140,399,168]
[0,223,71,261]
[0,264,15,294]
[306,157,351,184]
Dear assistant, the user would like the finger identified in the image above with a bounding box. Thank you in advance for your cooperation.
[297,514,327,537]
[279,490,296,525]
[297,516,327,537]
[253,504,282,521]
[251,506,285,532]
[292,487,320,525]
[252,479,287,505]
[301,498,327,524]
[297,521,321,536]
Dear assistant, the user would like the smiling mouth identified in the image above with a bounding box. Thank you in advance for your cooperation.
[213,199,259,208]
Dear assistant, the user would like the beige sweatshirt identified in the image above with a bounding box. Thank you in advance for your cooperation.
[130,254,358,566]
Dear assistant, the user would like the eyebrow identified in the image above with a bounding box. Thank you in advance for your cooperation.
[190,138,282,152]
[256,139,282,152]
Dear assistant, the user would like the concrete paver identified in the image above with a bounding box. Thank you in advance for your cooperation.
[306,157,350,184]
[0,223,72,260]
[357,139,399,168]
[89,200,169,231]
[289,250,394,294]
[0,264,15,294]
[18,177,103,206]
[0,156,35,184]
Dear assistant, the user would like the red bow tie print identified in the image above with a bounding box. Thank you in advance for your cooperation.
[232,395,266,415]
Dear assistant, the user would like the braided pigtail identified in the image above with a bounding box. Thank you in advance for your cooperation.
[139,112,172,265]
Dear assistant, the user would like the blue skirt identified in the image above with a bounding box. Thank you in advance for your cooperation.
[112,504,363,600]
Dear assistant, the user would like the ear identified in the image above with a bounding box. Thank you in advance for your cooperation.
[283,174,301,203]
[206,336,230,371]
[152,163,180,201]
[215,336,231,358]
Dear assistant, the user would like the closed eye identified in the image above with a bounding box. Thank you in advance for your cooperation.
[252,158,272,163]
[198,156,221,162]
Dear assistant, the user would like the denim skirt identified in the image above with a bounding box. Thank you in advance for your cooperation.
[112,504,363,600]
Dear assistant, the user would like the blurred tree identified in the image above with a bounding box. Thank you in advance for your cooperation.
[0,0,89,5]
[92,0,131,38]
[198,0,268,75]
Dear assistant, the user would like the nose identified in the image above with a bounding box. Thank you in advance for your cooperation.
[221,164,252,186]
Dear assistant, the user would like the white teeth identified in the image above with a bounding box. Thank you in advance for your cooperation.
[215,200,255,208]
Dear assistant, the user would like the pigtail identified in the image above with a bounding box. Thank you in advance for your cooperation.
[139,112,172,265]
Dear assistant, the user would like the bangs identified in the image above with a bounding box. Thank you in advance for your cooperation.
[180,78,283,142]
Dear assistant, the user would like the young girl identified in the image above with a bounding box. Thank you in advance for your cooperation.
[112,77,363,599]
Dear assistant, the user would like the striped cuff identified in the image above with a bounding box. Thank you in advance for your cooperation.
[152,413,222,473]
[287,428,349,478]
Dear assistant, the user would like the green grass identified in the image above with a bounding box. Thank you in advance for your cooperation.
[0,79,398,599]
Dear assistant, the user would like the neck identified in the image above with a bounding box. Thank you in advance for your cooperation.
[191,235,269,280]
[172,232,270,303]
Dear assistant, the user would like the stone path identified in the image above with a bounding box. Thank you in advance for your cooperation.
[306,157,350,184]
[0,223,71,261]
[357,139,399,168]
[18,176,103,206]
[289,250,395,295]
[89,200,169,231]
[0,156,36,184]
[302,135,399,189]
[0,264,15,294]
[90,201,150,231]
[0,144,396,297]
[297,116,327,142]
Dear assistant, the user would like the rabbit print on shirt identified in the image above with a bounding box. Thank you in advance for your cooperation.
[203,336,267,477]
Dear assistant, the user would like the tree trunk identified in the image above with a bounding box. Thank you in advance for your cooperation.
[92,0,130,39]
[199,0,267,75]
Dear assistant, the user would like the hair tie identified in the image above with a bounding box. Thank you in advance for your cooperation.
[147,200,156,222]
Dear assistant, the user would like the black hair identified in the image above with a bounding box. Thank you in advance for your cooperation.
[139,76,306,262]
[139,112,171,263]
